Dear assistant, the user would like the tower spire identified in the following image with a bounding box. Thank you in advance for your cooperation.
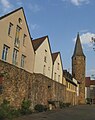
[73,33,84,57]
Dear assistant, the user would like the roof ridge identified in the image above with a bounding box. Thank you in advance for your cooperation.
[33,35,48,41]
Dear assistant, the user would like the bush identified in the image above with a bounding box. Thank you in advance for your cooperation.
[59,102,66,108]
[65,103,71,107]
[86,98,92,104]
[34,104,47,112]
[0,99,20,120]
[59,102,71,109]
[20,99,32,115]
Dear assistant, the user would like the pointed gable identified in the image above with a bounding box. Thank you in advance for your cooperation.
[32,36,47,51]
[0,7,23,20]
[0,7,33,44]
[52,52,59,64]
[0,7,35,73]
[73,33,85,57]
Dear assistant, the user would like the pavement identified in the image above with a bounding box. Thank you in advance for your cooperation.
[14,105,95,120]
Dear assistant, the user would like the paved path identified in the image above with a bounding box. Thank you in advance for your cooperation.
[15,105,95,120]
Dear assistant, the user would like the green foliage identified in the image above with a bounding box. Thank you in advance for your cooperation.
[59,102,71,109]
[34,104,47,112]
[86,98,92,104]
[20,99,32,115]
[0,99,20,120]
[59,102,66,108]
[65,103,71,107]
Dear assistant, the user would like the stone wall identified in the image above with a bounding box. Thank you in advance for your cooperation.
[0,60,66,109]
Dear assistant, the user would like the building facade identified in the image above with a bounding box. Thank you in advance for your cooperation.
[63,70,78,105]
[0,7,35,73]
[52,52,63,84]
[85,77,95,104]
[0,7,79,109]
[72,33,86,104]
[32,36,53,79]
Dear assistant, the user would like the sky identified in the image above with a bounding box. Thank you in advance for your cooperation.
[0,0,95,78]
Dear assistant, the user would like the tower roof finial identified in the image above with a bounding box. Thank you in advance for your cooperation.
[72,33,85,57]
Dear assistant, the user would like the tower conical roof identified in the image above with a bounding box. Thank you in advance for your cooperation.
[72,33,85,57]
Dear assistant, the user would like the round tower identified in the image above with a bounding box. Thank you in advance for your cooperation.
[72,33,86,104]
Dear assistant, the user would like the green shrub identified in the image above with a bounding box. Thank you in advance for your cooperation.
[59,102,71,109]
[65,103,71,107]
[0,99,11,119]
[34,104,47,112]
[0,99,20,120]
[86,98,92,104]
[20,99,32,115]
[59,102,66,108]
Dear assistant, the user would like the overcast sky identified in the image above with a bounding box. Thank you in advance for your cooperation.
[0,0,95,78]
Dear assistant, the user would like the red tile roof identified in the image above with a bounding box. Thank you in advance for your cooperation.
[85,77,95,87]
[90,80,95,85]
[85,77,90,87]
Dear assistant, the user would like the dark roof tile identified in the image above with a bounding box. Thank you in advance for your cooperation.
[52,52,59,63]
[72,33,85,57]
[32,36,47,51]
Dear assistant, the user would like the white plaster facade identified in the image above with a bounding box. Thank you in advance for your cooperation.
[0,8,35,73]
[52,53,63,83]
[33,36,53,79]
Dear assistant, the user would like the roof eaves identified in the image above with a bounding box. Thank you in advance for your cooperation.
[0,7,23,20]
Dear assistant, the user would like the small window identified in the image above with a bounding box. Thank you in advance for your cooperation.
[23,34,27,46]
[8,22,13,36]
[43,65,46,75]
[12,49,18,65]
[58,75,60,82]
[48,67,50,71]
[21,54,26,68]
[18,18,22,24]
[15,25,21,48]
[54,73,56,81]
[2,45,9,61]
[57,63,60,70]
[44,50,47,63]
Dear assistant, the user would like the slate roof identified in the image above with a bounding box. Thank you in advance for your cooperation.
[52,52,59,63]
[32,36,47,51]
[73,33,85,57]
